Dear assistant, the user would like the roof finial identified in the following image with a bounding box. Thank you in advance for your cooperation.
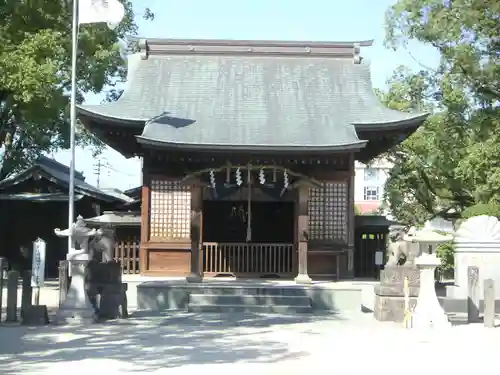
[138,38,148,60]
[353,43,361,64]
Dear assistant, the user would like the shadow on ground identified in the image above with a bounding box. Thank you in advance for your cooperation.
[0,311,344,374]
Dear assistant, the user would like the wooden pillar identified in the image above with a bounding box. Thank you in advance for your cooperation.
[187,186,203,282]
[347,152,355,278]
[295,185,312,284]
[139,160,150,274]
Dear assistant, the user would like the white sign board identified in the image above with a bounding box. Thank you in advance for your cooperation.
[375,251,384,266]
[31,238,46,287]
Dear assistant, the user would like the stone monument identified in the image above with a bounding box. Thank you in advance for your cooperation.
[448,215,500,298]
[374,227,421,322]
[54,216,97,324]
[408,229,453,329]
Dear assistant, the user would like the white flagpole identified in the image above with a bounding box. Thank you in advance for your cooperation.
[68,0,79,255]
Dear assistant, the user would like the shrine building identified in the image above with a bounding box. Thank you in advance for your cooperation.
[77,38,428,281]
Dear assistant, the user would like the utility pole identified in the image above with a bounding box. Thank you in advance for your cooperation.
[93,158,107,188]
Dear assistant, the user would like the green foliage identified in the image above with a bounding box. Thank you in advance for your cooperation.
[436,241,455,280]
[461,203,500,219]
[385,0,499,105]
[354,204,361,216]
[0,0,154,178]
[380,0,499,225]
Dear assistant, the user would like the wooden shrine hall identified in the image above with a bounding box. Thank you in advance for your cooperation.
[77,38,428,282]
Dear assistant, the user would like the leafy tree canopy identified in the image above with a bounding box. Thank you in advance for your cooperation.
[0,0,153,178]
[380,0,499,224]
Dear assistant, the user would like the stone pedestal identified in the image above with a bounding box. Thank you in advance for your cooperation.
[294,273,313,285]
[413,253,451,329]
[22,305,49,325]
[87,261,128,320]
[374,266,420,322]
[55,252,95,324]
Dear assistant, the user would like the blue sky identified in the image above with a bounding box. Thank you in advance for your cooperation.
[54,0,440,190]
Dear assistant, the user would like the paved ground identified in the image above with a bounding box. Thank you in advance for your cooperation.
[2,278,499,374]
[0,311,499,375]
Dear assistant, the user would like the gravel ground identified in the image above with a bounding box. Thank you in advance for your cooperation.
[0,311,499,375]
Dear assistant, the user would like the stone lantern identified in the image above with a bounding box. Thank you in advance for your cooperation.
[54,216,97,323]
[405,229,453,329]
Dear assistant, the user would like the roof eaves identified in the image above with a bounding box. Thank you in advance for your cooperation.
[0,167,37,189]
[37,166,128,203]
[77,105,146,127]
[0,164,126,203]
[135,136,368,153]
[353,113,430,131]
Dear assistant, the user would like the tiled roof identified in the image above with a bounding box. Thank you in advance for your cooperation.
[0,156,128,203]
[78,38,428,152]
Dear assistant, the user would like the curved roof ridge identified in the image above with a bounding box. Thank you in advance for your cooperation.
[134,37,373,60]
[132,36,374,48]
[346,63,430,128]
[77,52,148,123]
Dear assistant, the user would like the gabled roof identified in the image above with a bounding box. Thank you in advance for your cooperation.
[0,156,128,203]
[78,38,428,153]
[99,188,136,203]
[124,186,141,199]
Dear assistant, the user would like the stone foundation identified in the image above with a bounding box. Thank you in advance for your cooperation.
[374,266,420,322]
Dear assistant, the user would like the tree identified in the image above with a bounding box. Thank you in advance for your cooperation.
[0,0,154,178]
[380,0,499,224]
[385,0,499,104]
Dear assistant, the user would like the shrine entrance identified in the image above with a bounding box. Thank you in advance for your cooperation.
[203,200,294,244]
[184,164,321,278]
[202,198,295,277]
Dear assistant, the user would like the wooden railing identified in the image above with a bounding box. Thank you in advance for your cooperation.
[202,242,294,276]
[114,238,140,274]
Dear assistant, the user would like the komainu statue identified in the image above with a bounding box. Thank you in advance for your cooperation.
[88,226,116,263]
[386,226,420,266]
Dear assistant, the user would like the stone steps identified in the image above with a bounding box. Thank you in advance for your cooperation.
[136,281,364,313]
[187,293,313,314]
[185,286,315,296]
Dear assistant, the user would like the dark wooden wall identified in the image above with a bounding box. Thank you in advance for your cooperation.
[0,196,100,278]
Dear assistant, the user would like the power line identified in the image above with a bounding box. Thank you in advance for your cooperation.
[93,158,138,188]
[103,164,137,177]
[93,157,110,188]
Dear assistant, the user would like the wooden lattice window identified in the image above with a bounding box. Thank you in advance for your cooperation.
[308,187,324,240]
[150,180,191,240]
[308,182,348,241]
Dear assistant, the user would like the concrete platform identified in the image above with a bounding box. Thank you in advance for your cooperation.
[136,278,365,313]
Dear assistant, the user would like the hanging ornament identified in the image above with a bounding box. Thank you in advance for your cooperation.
[259,168,266,185]
[283,169,289,189]
[235,167,243,186]
[209,169,216,188]
[272,167,277,182]
[226,166,230,184]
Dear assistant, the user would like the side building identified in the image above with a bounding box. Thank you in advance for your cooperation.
[77,38,428,282]
[0,156,129,276]
[354,158,394,214]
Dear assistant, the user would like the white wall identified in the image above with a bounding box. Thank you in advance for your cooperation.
[354,158,393,214]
